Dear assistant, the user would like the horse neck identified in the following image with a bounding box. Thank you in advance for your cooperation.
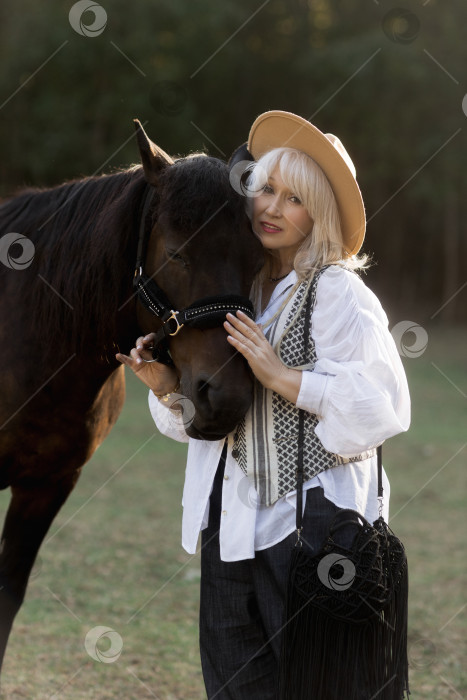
[1,168,147,365]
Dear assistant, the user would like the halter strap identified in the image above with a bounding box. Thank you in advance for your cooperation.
[134,184,157,277]
[133,182,255,364]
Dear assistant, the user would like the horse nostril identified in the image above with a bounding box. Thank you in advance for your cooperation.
[191,368,254,437]
[196,377,215,411]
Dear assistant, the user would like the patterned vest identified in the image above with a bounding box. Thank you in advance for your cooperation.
[232,266,373,506]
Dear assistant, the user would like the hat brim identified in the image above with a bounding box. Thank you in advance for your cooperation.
[247,111,366,257]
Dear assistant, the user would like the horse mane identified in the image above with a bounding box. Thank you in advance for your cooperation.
[0,154,244,363]
[157,154,244,233]
[0,166,147,362]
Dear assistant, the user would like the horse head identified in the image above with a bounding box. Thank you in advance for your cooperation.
[134,122,264,440]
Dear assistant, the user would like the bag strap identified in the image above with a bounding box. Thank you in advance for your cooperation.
[295,284,384,536]
[296,410,306,536]
[377,444,383,517]
[295,278,312,539]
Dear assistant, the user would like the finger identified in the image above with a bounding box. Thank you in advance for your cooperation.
[116,352,136,369]
[136,334,156,350]
[223,320,256,348]
[236,310,261,330]
[130,347,144,365]
[225,328,259,356]
[138,345,157,362]
[225,314,262,345]
[225,312,254,335]
[228,311,263,336]
[226,334,249,357]
[130,344,154,363]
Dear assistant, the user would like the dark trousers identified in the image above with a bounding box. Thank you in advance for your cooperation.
[199,450,345,700]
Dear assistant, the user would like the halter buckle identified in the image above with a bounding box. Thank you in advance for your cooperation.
[165,310,184,336]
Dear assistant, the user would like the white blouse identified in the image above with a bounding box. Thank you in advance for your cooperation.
[148,266,411,562]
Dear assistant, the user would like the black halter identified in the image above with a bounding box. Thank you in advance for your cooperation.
[133,183,255,364]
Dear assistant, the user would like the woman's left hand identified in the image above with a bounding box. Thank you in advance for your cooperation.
[224,311,301,402]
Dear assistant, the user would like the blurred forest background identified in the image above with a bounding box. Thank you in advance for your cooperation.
[0,2,465,698]
[0,0,465,323]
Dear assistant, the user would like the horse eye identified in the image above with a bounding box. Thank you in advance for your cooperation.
[167,251,188,267]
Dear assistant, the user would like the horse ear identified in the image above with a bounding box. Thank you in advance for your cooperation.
[134,119,174,186]
[228,142,255,170]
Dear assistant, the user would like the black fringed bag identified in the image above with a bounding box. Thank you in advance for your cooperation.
[278,287,410,700]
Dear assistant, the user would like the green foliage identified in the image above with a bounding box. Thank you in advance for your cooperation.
[0,0,466,317]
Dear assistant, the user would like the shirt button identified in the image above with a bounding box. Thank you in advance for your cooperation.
[232,449,239,459]
[223,474,229,480]
[222,510,227,516]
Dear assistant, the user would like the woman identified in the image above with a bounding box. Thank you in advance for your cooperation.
[117,110,410,699]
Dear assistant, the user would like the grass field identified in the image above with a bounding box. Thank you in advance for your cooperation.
[0,324,465,699]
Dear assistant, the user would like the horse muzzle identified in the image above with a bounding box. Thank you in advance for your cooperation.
[174,364,254,441]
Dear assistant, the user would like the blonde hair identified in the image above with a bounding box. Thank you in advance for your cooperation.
[246,147,369,280]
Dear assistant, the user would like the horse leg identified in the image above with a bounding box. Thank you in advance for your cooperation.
[0,471,80,669]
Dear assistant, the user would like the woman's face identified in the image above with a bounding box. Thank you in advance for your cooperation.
[252,165,314,259]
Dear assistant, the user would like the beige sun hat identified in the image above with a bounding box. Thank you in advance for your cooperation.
[247,110,366,257]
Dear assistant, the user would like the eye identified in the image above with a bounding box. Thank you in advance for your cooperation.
[290,195,302,205]
[262,184,274,194]
[167,250,189,268]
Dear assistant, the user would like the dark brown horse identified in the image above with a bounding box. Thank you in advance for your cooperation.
[0,122,262,667]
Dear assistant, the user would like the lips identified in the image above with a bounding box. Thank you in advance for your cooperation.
[260,221,282,233]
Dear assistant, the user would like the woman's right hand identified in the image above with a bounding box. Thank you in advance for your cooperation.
[116,333,179,396]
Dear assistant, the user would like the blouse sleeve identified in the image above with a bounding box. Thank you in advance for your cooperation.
[148,390,190,444]
[295,266,411,456]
